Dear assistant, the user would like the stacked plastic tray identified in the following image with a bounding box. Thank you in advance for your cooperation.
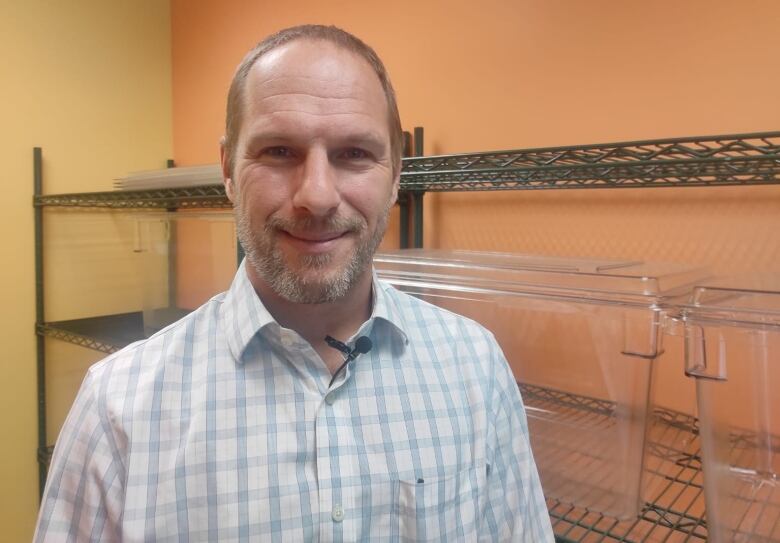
[682,276,780,542]
[134,211,236,335]
[374,249,705,520]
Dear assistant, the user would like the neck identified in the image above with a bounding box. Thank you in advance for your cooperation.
[246,265,374,372]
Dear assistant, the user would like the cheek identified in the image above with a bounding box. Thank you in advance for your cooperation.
[237,178,287,218]
[343,184,395,223]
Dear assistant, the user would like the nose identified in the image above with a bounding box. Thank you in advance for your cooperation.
[291,148,341,217]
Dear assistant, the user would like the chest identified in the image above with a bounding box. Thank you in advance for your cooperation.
[120,357,488,541]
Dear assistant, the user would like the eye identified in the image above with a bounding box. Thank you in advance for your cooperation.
[341,148,370,160]
[263,146,294,158]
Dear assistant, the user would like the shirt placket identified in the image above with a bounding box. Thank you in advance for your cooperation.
[316,358,358,542]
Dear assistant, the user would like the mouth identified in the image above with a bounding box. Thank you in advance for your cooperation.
[279,230,350,253]
[287,231,345,242]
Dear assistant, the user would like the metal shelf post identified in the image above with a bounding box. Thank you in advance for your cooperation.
[412,126,425,248]
[33,147,47,498]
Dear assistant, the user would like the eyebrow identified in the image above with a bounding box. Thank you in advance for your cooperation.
[338,132,387,150]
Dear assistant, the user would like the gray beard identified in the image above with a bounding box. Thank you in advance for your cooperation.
[234,202,391,304]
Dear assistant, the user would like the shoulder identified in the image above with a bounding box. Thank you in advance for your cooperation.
[379,278,499,349]
[82,292,226,408]
[377,279,522,436]
[378,280,510,398]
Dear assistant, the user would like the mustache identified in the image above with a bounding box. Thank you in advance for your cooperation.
[265,215,364,235]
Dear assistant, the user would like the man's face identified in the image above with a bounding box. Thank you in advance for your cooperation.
[222,39,399,304]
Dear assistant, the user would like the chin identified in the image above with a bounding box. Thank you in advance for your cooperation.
[298,266,352,289]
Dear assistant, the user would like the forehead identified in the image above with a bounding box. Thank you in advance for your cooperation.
[241,39,389,135]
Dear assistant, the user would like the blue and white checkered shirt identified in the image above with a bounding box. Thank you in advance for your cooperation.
[36,261,553,542]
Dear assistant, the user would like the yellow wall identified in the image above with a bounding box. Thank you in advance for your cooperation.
[0,1,172,539]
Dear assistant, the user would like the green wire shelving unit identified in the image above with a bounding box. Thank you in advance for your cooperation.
[33,130,780,541]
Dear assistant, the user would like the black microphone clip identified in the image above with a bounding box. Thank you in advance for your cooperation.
[350,336,373,361]
[325,335,352,357]
[324,335,373,388]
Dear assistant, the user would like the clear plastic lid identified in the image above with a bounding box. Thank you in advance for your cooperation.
[115,164,222,190]
[684,274,780,327]
[374,249,706,306]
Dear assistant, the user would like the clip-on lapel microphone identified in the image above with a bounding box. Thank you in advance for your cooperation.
[325,335,373,388]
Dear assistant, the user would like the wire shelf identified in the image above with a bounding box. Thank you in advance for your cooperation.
[37,323,121,354]
[519,381,709,542]
[34,184,232,209]
[400,131,780,191]
[36,313,146,354]
[399,156,780,191]
[719,430,780,541]
[33,132,780,208]
[403,132,780,172]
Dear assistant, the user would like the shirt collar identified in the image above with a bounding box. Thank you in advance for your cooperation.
[220,260,278,364]
[220,260,409,364]
[369,269,410,347]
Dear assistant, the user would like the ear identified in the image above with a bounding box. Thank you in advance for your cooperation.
[219,136,236,203]
[390,167,400,205]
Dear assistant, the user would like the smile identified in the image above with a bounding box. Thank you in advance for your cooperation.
[279,230,349,253]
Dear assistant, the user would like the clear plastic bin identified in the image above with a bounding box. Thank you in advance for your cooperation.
[683,277,780,542]
[374,249,705,519]
[133,211,237,336]
[44,209,146,322]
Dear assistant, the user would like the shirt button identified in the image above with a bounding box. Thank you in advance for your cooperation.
[325,393,335,405]
[332,504,344,522]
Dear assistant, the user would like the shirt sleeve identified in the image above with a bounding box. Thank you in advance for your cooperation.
[34,366,125,542]
[481,336,554,542]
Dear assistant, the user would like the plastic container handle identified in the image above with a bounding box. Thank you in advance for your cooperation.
[684,322,727,381]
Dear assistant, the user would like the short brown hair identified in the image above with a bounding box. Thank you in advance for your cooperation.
[223,25,403,178]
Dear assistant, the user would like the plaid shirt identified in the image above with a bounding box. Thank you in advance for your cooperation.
[36,261,553,542]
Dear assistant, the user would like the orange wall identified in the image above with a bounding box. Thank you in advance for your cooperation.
[170,1,780,428]
[170,0,780,277]
[168,0,780,493]
[173,0,780,159]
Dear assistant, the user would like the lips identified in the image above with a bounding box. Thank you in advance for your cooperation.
[285,231,345,242]
[278,229,350,254]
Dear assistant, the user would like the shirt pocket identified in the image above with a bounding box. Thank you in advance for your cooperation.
[396,464,486,542]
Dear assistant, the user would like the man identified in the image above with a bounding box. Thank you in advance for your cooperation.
[35,25,553,541]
